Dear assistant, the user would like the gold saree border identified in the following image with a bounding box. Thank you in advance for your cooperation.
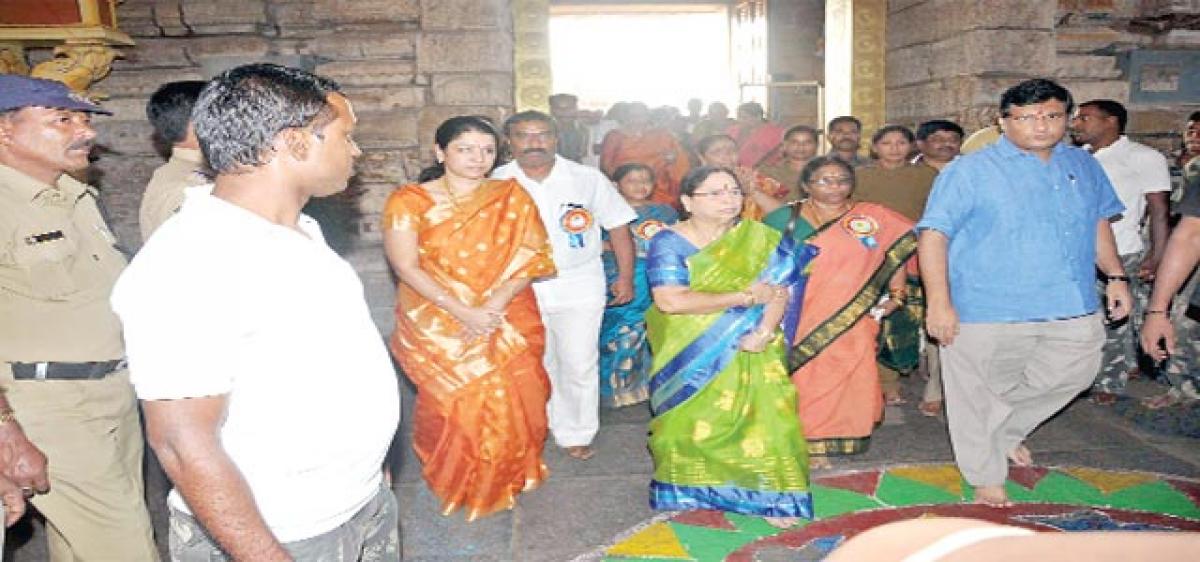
[787,231,918,370]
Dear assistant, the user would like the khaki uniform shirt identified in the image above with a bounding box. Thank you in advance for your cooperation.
[0,164,127,376]
[854,162,939,222]
[139,147,205,241]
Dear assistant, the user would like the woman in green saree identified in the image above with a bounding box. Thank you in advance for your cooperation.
[645,166,817,526]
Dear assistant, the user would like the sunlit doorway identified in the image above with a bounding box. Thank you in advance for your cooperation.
[548,3,741,113]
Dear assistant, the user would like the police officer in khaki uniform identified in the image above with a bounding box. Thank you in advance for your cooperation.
[0,75,158,560]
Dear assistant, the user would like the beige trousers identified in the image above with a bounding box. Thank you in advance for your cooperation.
[4,370,159,561]
[941,314,1103,486]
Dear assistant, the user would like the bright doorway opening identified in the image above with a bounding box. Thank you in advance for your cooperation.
[549,4,738,113]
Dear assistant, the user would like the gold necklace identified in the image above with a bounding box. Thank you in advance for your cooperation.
[439,177,467,210]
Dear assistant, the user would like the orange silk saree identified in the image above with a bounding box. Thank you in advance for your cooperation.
[600,128,691,208]
[383,178,556,520]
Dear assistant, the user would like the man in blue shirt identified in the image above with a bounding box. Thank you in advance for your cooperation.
[917,78,1132,507]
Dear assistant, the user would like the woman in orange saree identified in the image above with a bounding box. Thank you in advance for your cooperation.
[600,102,691,208]
[763,155,915,469]
[383,116,556,520]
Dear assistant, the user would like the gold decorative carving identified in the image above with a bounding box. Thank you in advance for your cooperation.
[824,0,887,137]
[512,0,551,112]
[0,42,29,75]
[850,0,886,135]
[30,42,121,93]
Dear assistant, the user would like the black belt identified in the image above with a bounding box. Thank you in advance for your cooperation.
[10,359,126,381]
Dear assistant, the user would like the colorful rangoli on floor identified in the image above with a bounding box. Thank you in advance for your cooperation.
[586,464,1200,561]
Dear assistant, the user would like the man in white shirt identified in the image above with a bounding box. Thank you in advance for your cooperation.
[493,111,637,460]
[1071,99,1172,403]
[112,64,400,561]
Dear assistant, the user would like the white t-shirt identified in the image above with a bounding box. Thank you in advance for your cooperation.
[493,156,636,305]
[1092,136,1171,256]
[112,187,400,543]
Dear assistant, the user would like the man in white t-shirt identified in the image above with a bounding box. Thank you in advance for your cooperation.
[111,64,401,561]
[1071,99,1172,403]
[493,111,637,460]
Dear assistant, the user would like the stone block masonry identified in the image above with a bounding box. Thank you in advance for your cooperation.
[885,0,1199,157]
[75,0,515,260]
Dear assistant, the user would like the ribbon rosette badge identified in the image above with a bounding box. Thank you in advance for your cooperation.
[841,214,880,249]
[634,219,666,241]
[560,206,594,248]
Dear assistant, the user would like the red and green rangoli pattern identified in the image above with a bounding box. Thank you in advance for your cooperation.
[594,464,1200,561]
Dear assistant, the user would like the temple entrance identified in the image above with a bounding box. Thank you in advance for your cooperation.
[531,1,837,132]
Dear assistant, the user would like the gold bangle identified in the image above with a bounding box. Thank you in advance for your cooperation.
[0,409,16,425]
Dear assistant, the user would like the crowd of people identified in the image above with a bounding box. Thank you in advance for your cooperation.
[1,64,1198,561]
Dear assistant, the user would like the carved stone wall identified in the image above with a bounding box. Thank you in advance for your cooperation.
[886,0,1200,157]
[74,0,514,268]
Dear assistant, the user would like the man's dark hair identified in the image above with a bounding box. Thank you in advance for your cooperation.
[503,110,558,136]
[192,63,342,174]
[827,115,862,132]
[548,93,577,106]
[916,119,965,141]
[737,101,765,119]
[1189,111,1200,123]
[1079,99,1128,134]
[999,78,1073,117]
[145,81,206,145]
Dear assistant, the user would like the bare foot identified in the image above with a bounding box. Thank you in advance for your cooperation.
[884,390,907,406]
[918,400,942,417]
[764,516,801,529]
[1007,443,1032,467]
[809,455,833,470]
[972,485,1012,508]
[566,445,595,460]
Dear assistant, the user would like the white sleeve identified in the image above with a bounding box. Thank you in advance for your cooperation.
[112,252,237,400]
[591,171,638,229]
[1139,148,1172,194]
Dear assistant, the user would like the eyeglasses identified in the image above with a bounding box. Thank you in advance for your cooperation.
[690,188,744,198]
[1006,112,1067,125]
[809,176,853,187]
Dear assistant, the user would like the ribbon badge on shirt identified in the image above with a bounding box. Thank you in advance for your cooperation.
[560,204,594,248]
[634,219,666,241]
[841,214,880,249]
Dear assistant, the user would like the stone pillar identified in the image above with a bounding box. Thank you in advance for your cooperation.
[824,0,887,135]
[512,0,551,112]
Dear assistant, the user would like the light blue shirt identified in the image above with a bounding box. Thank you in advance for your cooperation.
[916,135,1124,323]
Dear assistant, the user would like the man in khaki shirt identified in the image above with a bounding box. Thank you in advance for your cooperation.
[140,80,208,242]
[0,75,158,560]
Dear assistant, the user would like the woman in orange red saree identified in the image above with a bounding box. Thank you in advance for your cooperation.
[600,102,691,209]
[763,155,915,469]
[382,116,556,520]
[696,134,790,220]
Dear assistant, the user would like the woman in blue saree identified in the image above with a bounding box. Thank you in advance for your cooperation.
[600,163,679,407]
[645,166,816,527]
